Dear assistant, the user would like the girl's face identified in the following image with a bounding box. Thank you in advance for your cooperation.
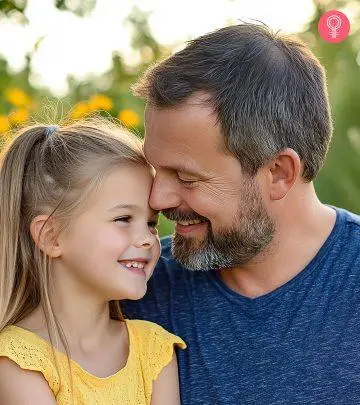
[55,165,160,301]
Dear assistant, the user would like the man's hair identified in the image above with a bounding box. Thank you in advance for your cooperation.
[134,23,333,181]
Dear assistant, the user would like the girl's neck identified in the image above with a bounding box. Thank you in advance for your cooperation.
[17,291,121,353]
[52,299,116,351]
[51,258,124,350]
[16,296,128,378]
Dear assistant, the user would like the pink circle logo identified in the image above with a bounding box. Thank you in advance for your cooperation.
[318,10,350,43]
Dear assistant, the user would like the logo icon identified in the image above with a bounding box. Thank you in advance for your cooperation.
[327,14,342,39]
[318,10,350,43]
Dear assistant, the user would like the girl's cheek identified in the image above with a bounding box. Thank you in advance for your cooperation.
[155,236,161,253]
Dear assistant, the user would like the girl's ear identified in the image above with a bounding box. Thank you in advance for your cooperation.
[30,215,62,258]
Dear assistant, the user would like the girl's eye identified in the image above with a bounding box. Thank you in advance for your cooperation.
[114,216,131,223]
[115,216,158,231]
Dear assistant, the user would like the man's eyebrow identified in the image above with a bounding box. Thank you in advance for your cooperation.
[161,164,203,176]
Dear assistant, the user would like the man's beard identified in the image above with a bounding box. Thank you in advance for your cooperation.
[162,179,275,271]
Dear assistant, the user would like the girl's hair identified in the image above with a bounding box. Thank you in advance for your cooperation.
[0,117,150,386]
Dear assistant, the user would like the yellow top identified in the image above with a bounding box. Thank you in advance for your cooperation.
[0,319,186,405]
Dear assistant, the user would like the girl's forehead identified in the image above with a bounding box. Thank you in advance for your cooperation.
[104,165,153,187]
[89,165,154,211]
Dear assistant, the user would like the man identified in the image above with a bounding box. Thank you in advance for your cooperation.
[122,23,360,404]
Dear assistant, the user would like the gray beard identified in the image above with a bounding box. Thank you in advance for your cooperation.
[170,185,275,271]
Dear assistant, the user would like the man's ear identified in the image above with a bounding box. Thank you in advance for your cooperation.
[267,148,302,201]
[30,215,62,258]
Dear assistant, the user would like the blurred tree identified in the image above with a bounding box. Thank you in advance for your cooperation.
[0,0,96,20]
[303,0,360,213]
[54,0,96,17]
[0,0,359,239]
[125,6,163,62]
[0,0,27,21]
[0,2,176,235]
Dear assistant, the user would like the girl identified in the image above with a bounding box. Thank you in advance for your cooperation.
[0,119,186,404]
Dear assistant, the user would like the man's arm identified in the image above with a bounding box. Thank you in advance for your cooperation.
[0,357,57,405]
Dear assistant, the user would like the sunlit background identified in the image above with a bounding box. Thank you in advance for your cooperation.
[1,0,359,235]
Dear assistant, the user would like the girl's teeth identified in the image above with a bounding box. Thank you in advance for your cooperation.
[123,261,144,269]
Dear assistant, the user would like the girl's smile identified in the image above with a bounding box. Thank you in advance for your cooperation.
[52,165,161,302]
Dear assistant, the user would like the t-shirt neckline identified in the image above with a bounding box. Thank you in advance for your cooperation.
[208,206,345,312]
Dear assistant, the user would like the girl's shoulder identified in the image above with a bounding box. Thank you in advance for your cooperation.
[126,318,186,349]
[0,325,60,394]
[125,319,186,381]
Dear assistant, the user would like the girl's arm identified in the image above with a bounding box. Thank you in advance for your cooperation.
[0,357,57,405]
[151,353,181,405]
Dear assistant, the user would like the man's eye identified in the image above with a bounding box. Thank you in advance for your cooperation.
[177,174,196,185]
[114,216,131,223]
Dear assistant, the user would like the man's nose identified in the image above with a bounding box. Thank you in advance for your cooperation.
[149,174,182,211]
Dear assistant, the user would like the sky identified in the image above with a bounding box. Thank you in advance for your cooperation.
[0,0,317,96]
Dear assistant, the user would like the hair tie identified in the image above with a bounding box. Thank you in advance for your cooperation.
[44,125,59,137]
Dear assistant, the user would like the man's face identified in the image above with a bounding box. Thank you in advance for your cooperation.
[144,95,275,271]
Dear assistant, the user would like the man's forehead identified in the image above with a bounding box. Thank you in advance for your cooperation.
[145,95,216,129]
[145,102,222,148]
[143,139,205,174]
[143,97,227,173]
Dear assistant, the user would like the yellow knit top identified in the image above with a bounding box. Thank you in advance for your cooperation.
[0,319,186,405]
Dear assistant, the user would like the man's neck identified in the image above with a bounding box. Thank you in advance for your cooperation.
[218,199,336,299]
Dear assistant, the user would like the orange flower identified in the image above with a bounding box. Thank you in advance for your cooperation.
[0,115,10,134]
[118,109,140,127]
[6,88,31,107]
[9,108,30,125]
[88,94,113,111]
[70,102,90,119]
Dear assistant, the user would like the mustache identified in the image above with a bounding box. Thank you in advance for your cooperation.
[162,208,209,223]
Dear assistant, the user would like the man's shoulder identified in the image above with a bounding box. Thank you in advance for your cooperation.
[156,236,184,272]
[149,236,190,288]
[159,236,173,259]
[331,207,360,260]
[336,206,360,234]
[341,207,360,225]
[160,235,172,251]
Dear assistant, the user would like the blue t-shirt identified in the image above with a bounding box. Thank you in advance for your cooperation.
[122,207,360,404]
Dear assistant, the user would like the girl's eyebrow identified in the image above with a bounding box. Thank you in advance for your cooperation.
[108,204,139,212]
[108,204,158,217]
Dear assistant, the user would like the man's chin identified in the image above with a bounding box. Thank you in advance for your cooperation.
[173,232,205,250]
[171,233,214,270]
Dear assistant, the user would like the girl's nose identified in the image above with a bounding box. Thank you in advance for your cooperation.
[134,228,157,250]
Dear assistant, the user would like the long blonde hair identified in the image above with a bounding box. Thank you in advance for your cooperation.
[0,117,149,379]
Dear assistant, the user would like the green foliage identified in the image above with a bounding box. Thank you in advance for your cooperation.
[0,0,359,239]
[54,0,96,17]
[0,0,96,18]
[0,0,27,18]
[302,1,360,213]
